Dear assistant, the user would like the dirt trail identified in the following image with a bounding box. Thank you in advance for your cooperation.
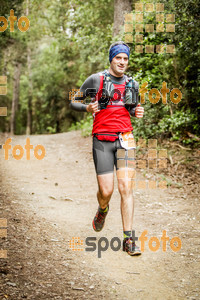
[0,131,199,300]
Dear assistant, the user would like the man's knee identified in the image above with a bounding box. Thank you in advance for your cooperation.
[98,187,113,200]
[118,180,132,197]
[97,173,114,200]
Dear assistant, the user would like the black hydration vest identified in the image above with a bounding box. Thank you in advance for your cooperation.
[99,70,139,110]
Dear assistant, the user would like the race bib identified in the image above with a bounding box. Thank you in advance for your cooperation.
[119,131,136,150]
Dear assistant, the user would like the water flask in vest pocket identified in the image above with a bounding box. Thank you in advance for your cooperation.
[125,80,138,107]
[100,80,114,109]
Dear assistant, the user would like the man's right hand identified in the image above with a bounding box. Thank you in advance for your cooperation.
[86,101,100,113]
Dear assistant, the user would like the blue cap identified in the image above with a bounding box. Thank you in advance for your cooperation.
[109,44,130,63]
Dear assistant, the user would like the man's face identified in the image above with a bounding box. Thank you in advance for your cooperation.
[110,53,129,77]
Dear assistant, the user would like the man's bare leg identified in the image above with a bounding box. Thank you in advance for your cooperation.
[116,168,141,255]
[96,172,114,209]
[116,170,134,231]
[92,172,114,232]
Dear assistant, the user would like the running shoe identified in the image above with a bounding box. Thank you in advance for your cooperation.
[123,237,141,256]
[92,205,109,232]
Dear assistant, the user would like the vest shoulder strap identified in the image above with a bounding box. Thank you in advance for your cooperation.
[125,75,139,91]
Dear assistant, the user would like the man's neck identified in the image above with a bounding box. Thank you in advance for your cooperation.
[108,68,124,78]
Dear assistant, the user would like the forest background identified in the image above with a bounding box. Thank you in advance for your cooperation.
[0,0,199,145]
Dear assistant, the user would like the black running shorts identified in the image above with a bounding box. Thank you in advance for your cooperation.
[92,136,124,175]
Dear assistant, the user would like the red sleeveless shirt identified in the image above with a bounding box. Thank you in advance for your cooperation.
[92,74,133,137]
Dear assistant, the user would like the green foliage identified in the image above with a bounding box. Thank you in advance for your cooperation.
[69,114,93,137]
[0,0,199,142]
[0,0,114,134]
[0,0,25,132]
[128,0,200,141]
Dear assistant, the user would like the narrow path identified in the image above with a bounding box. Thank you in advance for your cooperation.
[0,132,199,299]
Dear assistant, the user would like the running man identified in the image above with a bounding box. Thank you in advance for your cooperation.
[70,41,144,255]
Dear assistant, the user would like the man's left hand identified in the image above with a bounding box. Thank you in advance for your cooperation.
[135,104,144,118]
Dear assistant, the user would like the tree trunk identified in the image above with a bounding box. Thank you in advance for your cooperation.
[113,0,132,37]
[10,62,21,134]
[26,47,32,135]
[26,0,32,135]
